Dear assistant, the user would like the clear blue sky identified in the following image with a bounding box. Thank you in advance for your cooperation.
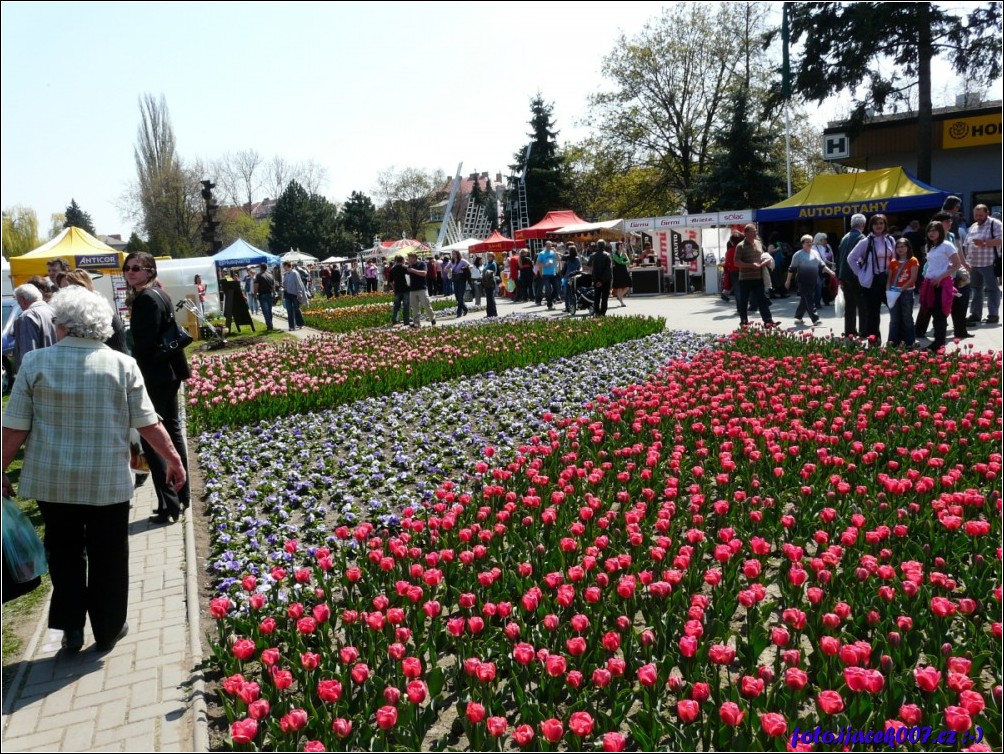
[1,2,998,240]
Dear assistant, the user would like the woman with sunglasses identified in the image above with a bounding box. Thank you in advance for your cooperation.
[122,252,191,523]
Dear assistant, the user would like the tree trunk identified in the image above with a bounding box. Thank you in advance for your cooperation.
[916,4,933,184]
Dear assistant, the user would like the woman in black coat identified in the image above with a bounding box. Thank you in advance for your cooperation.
[123,252,192,523]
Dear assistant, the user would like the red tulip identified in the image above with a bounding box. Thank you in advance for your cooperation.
[375,705,398,730]
[466,702,486,724]
[513,723,535,746]
[817,690,844,715]
[678,699,700,723]
[602,731,627,751]
[540,718,564,743]
[231,717,258,744]
[280,708,308,733]
[569,711,595,737]
[317,679,342,703]
[719,701,745,726]
[761,712,787,737]
[486,716,508,737]
[331,718,352,739]
[914,665,942,692]
[637,663,658,686]
[944,706,972,733]
[708,644,735,665]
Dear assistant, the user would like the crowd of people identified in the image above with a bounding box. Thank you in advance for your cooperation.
[2,254,191,654]
[218,240,644,330]
[720,198,1002,350]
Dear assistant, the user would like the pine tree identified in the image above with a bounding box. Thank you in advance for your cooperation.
[124,232,148,253]
[511,94,570,226]
[469,176,484,207]
[268,180,339,256]
[697,87,785,211]
[483,177,499,232]
[64,198,96,235]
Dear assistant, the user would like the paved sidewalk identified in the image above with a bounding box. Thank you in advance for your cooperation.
[1,480,205,752]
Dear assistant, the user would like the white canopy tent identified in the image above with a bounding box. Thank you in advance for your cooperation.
[282,250,319,264]
[439,237,483,253]
[551,219,625,238]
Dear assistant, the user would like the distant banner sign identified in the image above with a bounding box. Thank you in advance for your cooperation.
[719,209,753,224]
[795,201,891,219]
[943,114,1002,149]
[75,253,120,270]
[625,218,654,231]
[655,216,686,229]
[686,214,718,227]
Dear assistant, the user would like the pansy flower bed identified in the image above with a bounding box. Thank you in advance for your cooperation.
[204,330,1001,751]
[186,316,665,431]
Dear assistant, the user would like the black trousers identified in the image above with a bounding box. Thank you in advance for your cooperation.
[141,380,190,516]
[594,280,610,315]
[861,273,888,344]
[38,501,129,643]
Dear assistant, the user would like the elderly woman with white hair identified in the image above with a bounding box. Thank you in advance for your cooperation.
[2,286,186,654]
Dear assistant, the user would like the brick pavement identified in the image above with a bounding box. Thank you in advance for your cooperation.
[1,479,205,752]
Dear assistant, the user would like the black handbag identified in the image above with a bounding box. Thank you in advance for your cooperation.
[150,289,193,362]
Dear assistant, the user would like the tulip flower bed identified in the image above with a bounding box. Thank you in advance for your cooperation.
[198,330,711,590]
[205,330,1001,752]
[307,292,397,309]
[186,315,665,431]
[300,299,456,335]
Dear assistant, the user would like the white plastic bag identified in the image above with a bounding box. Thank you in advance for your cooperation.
[834,285,846,317]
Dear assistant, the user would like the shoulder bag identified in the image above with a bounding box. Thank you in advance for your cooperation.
[149,288,193,362]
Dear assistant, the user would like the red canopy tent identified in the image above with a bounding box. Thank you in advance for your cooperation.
[469,230,516,253]
[514,210,588,241]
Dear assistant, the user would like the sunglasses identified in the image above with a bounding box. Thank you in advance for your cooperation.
[123,265,151,273]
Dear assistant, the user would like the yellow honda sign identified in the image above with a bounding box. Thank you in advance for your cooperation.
[942,114,1002,149]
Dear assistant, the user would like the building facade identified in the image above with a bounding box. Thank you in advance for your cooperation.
[822,100,1002,216]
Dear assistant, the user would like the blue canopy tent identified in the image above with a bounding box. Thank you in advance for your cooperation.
[213,239,281,268]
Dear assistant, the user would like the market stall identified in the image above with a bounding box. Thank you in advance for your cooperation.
[625,210,754,295]
[514,210,588,243]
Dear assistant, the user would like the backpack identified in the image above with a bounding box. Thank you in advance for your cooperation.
[482,267,496,289]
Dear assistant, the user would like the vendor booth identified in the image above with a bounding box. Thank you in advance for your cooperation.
[9,227,128,315]
[470,230,516,254]
[8,226,126,280]
[550,219,626,242]
[281,249,318,265]
[214,239,281,268]
[439,238,483,253]
[514,210,588,242]
[755,167,951,222]
[628,210,754,295]
[156,256,221,329]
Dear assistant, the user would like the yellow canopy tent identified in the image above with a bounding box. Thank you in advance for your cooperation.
[9,226,126,282]
[756,167,950,222]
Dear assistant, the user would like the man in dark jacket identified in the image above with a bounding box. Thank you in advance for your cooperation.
[836,213,867,337]
[590,240,613,316]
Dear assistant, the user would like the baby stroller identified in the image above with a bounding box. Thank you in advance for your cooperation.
[567,271,596,315]
[175,299,228,351]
